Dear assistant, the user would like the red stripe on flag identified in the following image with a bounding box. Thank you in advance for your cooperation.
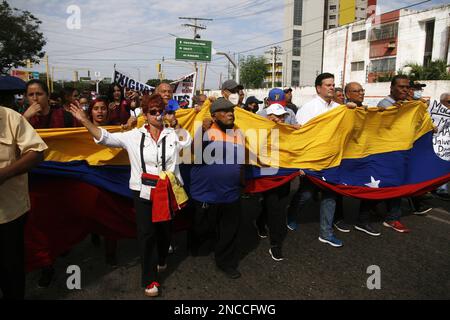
[307,173,450,200]
[245,172,301,193]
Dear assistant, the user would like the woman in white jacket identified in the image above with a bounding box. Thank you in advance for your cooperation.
[69,94,191,297]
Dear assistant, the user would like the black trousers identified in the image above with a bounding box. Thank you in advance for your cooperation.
[133,192,171,287]
[0,214,27,300]
[256,183,291,248]
[191,199,241,270]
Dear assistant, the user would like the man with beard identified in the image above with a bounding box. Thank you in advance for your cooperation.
[189,97,244,279]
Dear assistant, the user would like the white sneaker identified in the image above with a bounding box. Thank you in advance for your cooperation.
[144,282,159,297]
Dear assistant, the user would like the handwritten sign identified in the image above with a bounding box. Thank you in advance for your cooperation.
[429,100,450,161]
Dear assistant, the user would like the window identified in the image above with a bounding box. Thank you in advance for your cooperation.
[329,15,336,20]
[329,25,336,28]
[330,5,337,10]
[293,30,302,56]
[293,0,303,26]
[370,23,398,41]
[370,58,396,73]
[423,19,435,66]
[292,60,300,86]
[351,61,365,71]
[352,30,366,41]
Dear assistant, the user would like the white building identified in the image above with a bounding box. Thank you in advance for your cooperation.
[283,0,374,87]
[283,0,325,87]
[397,7,450,70]
[322,4,450,87]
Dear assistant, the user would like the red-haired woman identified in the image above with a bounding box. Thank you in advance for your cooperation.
[69,94,192,297]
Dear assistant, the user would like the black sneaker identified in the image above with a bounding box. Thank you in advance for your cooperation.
[334,220,351,233]
[217,266,241,279]
[38,266,55,288]
[414,204,432,215]
[354,223,381,237]
[269,246,283,261]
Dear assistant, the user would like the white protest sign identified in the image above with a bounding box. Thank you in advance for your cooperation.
[428,100,450,161]
[171,72,197,108]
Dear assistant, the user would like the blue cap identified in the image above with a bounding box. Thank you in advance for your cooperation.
[166,99,180,112]
[268,88,286,106]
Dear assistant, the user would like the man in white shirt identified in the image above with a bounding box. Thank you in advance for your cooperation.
[288,73,343,247]
[295,73,340,125]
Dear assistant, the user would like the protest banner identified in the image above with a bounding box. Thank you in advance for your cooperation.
[113,70,154,92]
[171,72,197,108]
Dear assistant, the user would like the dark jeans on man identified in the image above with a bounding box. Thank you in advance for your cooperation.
[0,214,27,300]
[133,192,171,287]
[359,198,402,223]
[191,200,241,270]
[256,183,290,248]
[332,195,347,223]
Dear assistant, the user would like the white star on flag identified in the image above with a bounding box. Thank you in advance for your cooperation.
[365,176,381,188]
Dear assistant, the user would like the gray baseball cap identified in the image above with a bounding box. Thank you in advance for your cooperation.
[221,79,243,91]
[210,97,235,113]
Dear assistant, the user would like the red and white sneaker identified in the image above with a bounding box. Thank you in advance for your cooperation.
[144,282,160,297]
[383,220,410,233]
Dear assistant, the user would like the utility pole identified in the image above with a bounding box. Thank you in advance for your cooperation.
[341,26,349,88]
[265,46,282,88]
[179,17,213,92]
[51,66,55,93]
[44,54,50,93]
[272,47,276,88]
[202,63,208,92]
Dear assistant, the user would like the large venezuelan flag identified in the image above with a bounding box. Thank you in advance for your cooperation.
[26,100,450,271]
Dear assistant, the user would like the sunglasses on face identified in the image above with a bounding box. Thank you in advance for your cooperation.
[147,108,162,116]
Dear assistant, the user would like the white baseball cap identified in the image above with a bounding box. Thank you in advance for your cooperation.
[266,103,288,116]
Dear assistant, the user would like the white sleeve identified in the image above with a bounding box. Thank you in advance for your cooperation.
[175,128,192,150]
[295,106,306,125]
[94,127,132,149]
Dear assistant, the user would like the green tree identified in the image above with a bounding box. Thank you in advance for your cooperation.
[398,59,450,81]
[146,79,174,88]
[0,1,46,74]
[239,55,266,89]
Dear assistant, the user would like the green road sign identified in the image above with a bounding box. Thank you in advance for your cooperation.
[175,38,212,62]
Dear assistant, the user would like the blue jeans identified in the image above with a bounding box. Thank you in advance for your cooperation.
[288,179,336,239]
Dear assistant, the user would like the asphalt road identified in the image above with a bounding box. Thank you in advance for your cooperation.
[25,181,450,300]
